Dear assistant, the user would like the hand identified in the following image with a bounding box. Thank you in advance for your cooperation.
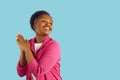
[16,33,30,51]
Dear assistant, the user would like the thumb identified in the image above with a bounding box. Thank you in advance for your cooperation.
[26,39,30,46]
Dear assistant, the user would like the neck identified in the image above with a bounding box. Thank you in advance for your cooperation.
[35,33,47,43]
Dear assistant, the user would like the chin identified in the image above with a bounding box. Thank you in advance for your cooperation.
[45,31,51,35]
[45,33,50,35]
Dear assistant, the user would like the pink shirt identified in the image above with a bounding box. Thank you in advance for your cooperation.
[17,36,62,80]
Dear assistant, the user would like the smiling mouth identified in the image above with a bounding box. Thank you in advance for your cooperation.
[44,26,50,30]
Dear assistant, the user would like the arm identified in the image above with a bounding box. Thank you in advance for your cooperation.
[16,34,27,77]
[17,50,27,77]
[24,40,35,65]
[16,33,33,65]
[27,42,60,77]
[19,50,27,67]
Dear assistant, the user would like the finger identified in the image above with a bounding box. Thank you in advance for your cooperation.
[18,33,24,40]
[25,39,30,48]
[19,34,25,40]
[24,39,28,44]
[16,33,25,43]
[26,39,30,47]
[16,33,21,40]
[26,39,30,44]
[16,33,21,38]
[16,37,22,46]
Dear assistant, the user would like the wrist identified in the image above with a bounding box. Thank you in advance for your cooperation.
[24,46,31,53]
[20,48,24,52]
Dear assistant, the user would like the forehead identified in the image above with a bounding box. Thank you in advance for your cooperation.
[39,14,53,21]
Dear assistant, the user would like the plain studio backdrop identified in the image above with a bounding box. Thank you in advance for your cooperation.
[0,0,120,80]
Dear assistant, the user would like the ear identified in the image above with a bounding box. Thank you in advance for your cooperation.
[33,24,37,31]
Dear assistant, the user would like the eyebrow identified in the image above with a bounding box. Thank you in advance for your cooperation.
[40,19,53,22]
[34,18,53,25]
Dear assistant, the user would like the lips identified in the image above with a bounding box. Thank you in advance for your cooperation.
[44,26,50,30]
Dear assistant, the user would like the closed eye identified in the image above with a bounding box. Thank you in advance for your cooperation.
[42,19,46,22]
[50,23,53,25]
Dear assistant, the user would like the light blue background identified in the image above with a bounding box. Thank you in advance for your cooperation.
[0,0,120,80]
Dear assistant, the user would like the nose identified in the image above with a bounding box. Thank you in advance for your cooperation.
[45,23,49,26]
[45,21,51,26]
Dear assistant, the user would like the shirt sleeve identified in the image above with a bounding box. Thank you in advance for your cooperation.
[28,42,60,77]
[16,61,27,77]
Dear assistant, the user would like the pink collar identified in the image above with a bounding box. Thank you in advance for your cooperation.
[30,36,51,54]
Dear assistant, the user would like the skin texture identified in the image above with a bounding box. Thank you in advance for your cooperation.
[16,14,53,66]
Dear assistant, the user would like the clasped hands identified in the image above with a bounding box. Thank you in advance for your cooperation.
[16,33,30,52]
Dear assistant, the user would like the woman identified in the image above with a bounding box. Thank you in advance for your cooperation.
[16,10,62,80]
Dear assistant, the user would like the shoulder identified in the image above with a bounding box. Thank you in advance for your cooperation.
[44,38,61,57]
[47,38,60,48]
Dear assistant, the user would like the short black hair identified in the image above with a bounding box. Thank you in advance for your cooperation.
[30,10,51,31]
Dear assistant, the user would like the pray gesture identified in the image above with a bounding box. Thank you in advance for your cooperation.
[16,33,34,65]
[16,33,30,51]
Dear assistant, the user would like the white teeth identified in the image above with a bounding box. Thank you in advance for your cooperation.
[44,26,49,30]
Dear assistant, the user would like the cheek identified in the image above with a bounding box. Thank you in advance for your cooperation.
[36,21,44,26]
[34,26,42,32]
[51,26,53,30]
[36,24,43,29]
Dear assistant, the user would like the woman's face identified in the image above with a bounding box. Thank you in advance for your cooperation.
[33,14,53,36]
